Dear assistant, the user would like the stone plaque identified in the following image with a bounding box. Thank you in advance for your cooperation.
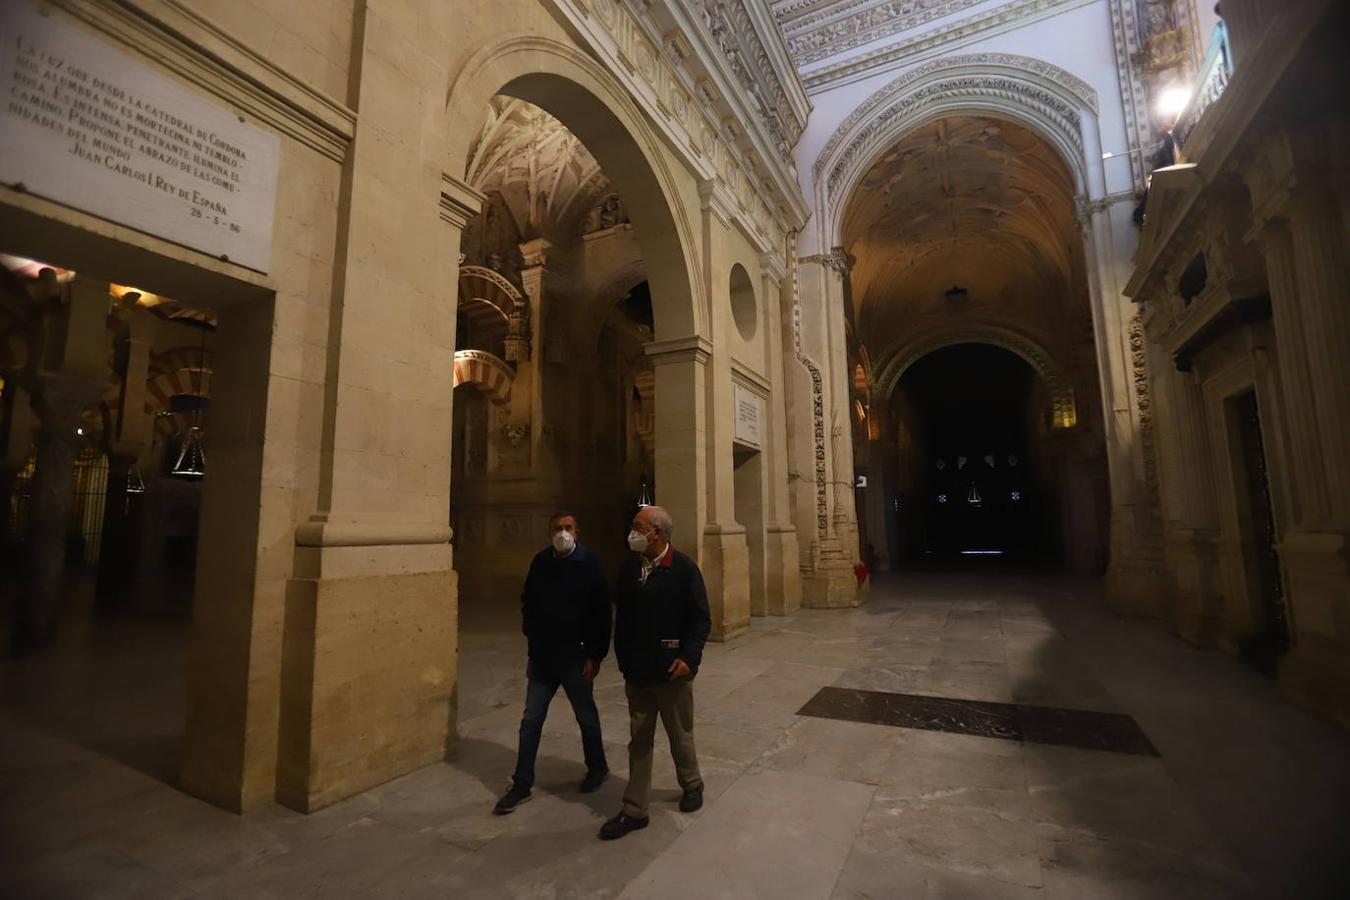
[0,2,281,272]
[734,383,762,449]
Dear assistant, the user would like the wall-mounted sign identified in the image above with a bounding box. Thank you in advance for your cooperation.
[0,2,281,272]
[733,383,762,449]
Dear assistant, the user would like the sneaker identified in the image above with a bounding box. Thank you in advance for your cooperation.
[598,812,649,840]
[579,767,609,793]
[492,783,531,815]
[679,785,703,813]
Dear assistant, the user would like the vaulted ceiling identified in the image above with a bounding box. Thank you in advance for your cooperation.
[841,115,1084,360]
[467,97,613,243]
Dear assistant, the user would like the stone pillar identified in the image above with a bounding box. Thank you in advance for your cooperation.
[0,381,36,552]
[645,335,711,576]
[20,383,90,647]
[96,307,157,607]
[760,254,801,616]
[794,251,862,608]
[1250,223,1328,527]
[1285,192,1350,528]
[1080,203,1168,614]
[14,276,108,649]
[517,238,550,478]
[1151,341,1224,645]
[1242,130,1350,729]
[692,183,748,641]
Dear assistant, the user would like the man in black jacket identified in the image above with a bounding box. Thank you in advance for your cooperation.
[599,505,711,840]
[493,511,611,815]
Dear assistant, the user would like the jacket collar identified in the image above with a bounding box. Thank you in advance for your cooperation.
[552,543,589,562]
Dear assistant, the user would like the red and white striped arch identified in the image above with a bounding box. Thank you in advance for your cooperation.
[452,350,513,406]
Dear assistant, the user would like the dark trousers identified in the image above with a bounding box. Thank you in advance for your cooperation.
[511,661,607,790]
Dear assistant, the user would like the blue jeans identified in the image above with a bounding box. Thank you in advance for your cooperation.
[511,661,607,790]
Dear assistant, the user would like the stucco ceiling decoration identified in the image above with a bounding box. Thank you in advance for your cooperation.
[775,0,989,66]
[795,0,1085,92]
[814,53,1097,185]
[841,115,1079,344]
[467,96,611,241]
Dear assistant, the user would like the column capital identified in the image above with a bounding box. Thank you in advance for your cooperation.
[439,172,486,230]
[518,238,552,269]
[645,335,712,366]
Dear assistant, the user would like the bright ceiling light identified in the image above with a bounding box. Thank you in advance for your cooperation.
[1156,85,1192,120]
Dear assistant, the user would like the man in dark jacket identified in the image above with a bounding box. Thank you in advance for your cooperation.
[493,511,612,815]
[599,505,711,840]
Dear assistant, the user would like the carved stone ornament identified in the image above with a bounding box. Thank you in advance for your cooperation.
[824,72,1084,200]
[503,423,530,448]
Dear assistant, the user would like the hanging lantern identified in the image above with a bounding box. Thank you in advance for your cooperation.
[126,466,146,494]
[171,426,206,478]
[637,481,652,508]
[169,332,210,479]
[967,483,982,506]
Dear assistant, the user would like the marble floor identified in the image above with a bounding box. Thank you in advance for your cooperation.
[3,567,1349,898]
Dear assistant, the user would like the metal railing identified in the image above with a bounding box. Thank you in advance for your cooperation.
[1173,21,1234,152]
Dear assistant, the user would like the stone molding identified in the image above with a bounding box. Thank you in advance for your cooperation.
[800,0,1094,92]
[813,53,1096,184]
[644,334,713,365]
[785,0,987,66]
[295,516,454,548]
[788,239,830,539]
[550,0,809,250]
[440,173,487,229]
[812,59,1091,242]
[872,324,1078,429]
[51,0,356,162]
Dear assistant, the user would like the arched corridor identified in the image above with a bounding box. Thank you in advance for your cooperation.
[2,0,1349,895]
[839,115,1110,576]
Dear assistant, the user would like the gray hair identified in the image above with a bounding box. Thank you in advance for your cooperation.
[648,506,674,537]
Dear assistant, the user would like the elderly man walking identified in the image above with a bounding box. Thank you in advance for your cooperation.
[493,511,612,815]
[599,505,711,840]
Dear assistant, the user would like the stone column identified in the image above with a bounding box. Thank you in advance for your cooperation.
[0,381,36,553]
[794,251,862,608]
[14,276,108,650]
[760,254,801,615]
[517,238,550,478]
[645,335,710,572]
[1249,222,1328,528]
[96,307,157,607]
[1150,337,1223,645]
[20,382,91,648]
[1081,202,1168,614]
[1286,191,1350,528]
[693,183,749,641]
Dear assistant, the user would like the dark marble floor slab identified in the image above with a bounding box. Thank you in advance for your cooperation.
[797,687,1159,757]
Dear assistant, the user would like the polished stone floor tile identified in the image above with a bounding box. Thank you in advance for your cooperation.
[619,770,874,900]
[4,572,1348,898]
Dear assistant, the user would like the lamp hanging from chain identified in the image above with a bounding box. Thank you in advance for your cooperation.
[637,480,652,509]
[171,331,209,479]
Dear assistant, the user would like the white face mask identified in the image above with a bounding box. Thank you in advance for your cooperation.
[552,530,576,555]
[627,530,649,553]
